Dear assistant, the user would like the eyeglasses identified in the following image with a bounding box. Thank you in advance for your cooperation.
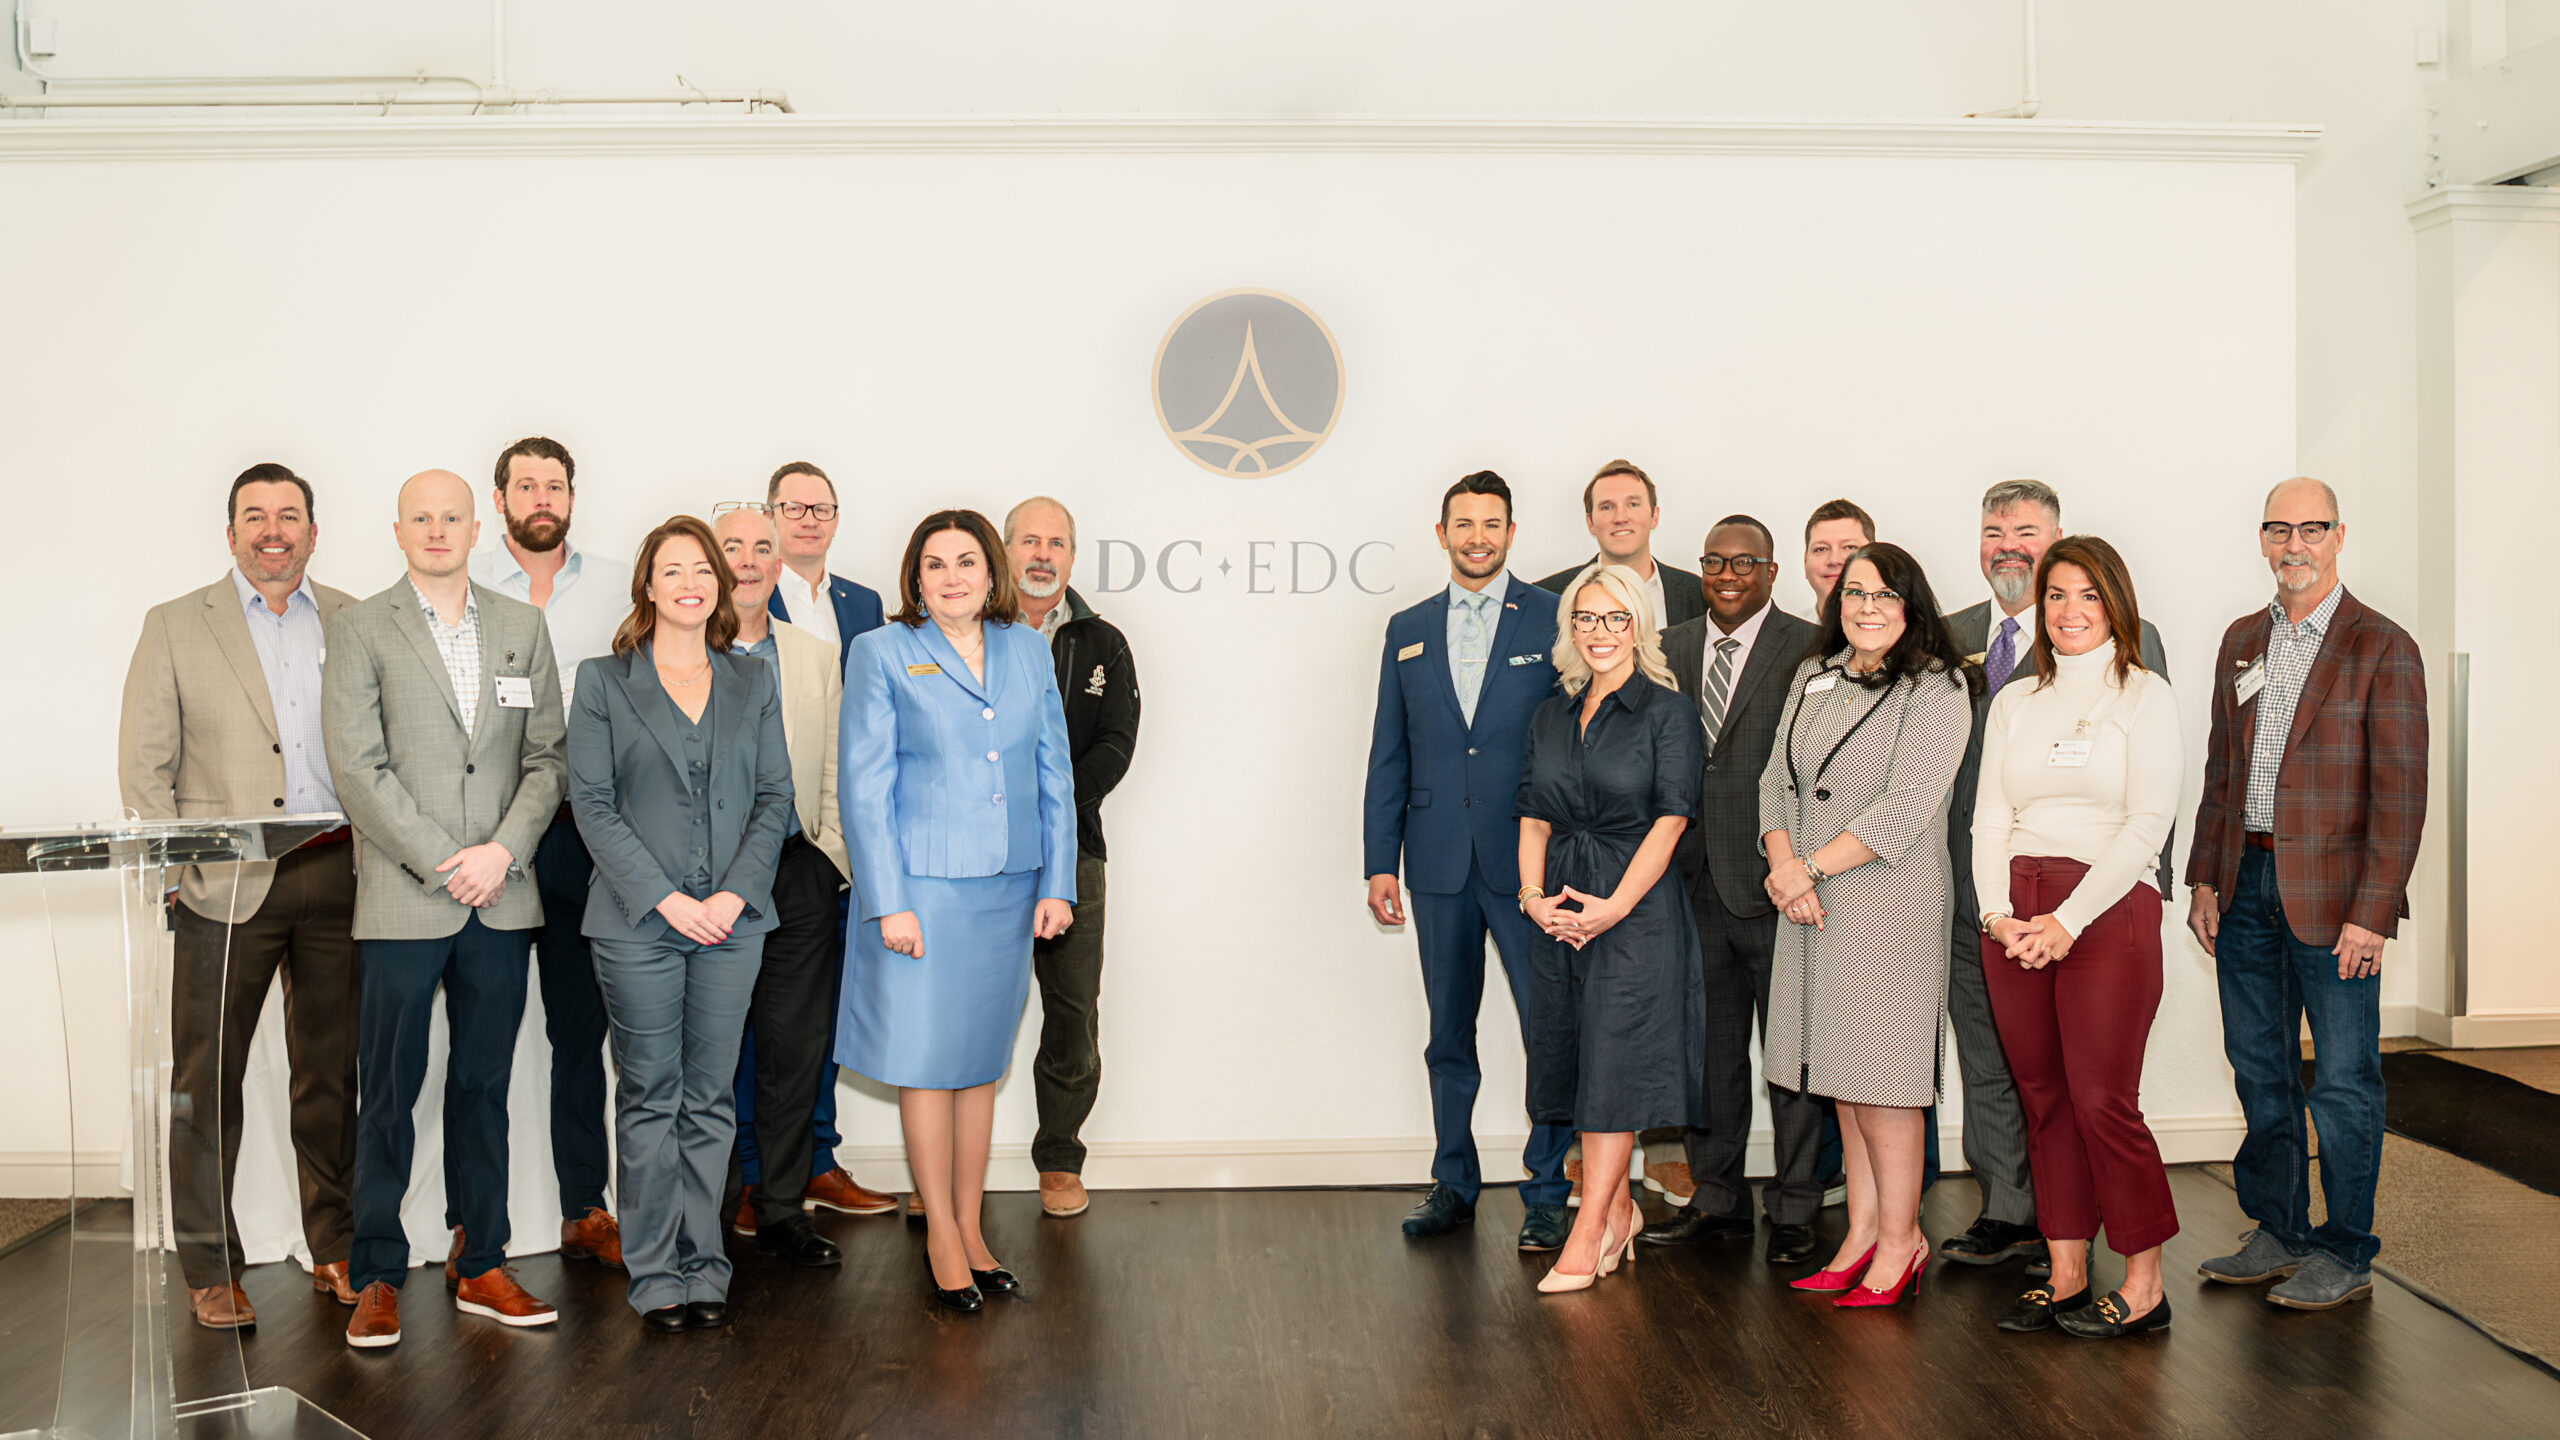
[1838,585,1904,609]
[1698,555,1774,576]
[710,501,767,515]
[1570,610,1636,634]
[777,500,839,521]
[2260,520,2334,544]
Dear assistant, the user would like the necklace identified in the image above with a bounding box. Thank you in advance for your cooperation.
[659,657,712,689]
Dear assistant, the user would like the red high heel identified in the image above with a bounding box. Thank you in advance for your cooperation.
[1788,1245,1876,1293]
[1835,1246,1929,1308]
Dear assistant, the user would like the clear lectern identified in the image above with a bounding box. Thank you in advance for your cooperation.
[1,816,365,1440]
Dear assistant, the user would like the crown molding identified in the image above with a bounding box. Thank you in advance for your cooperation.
[2408,183,2560,231]
[0,112,2324,164]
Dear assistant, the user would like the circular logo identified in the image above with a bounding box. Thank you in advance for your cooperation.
[1152,289,1344,478]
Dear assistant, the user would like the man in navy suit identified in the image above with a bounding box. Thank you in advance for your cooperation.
[1364,471,1574,1249]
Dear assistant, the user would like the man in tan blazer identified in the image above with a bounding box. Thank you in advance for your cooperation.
[710,505,896,1265]
[119,463,362,1330]
[324,470,567,1349]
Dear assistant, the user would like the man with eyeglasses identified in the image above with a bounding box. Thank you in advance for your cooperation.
[1637,515,1826,1263]
[472,436,630,1276]
[2189,478,2424,1312]
[1535,459,1706,631]
[764,461,886,659]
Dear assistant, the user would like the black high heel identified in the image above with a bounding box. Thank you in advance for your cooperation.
[925,1253,984,1313]
[970,1267,1020,1295]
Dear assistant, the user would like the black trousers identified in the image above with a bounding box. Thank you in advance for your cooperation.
[168,843,360,1289]
[725,835,843,1228]
[1030,851,1107,1174]
[1683,887,1823,1225]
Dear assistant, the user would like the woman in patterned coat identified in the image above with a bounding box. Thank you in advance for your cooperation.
[1757,542,1974,1308]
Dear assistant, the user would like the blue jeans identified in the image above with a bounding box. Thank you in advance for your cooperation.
[2216,845,2384,1270]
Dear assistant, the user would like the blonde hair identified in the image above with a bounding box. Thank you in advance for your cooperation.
[1551,563,1676,696]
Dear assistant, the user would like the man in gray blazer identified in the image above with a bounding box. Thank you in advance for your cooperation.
[1636,515,1826,1265]
[1938,478,2171,1270]
[119,463,361,1328]
[324,469,567,1349]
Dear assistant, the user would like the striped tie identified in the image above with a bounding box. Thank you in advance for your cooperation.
[1700,636,1740,750]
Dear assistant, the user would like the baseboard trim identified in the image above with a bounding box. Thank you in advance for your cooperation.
[2382,1003,2418,1038]
[2445,1011,2560,1048]
[0,1150,122,1199]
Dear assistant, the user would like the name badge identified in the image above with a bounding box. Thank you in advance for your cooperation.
[2047,739,2093,768]
[2235,659,2266,706]
[1397,642,1426,662]
[1804,673,1839,695]
[493,675,534,709]
[1509,653,1545,666]
[906,663,943,677]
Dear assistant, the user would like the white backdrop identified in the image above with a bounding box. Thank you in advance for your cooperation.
[0,118,2307,1244]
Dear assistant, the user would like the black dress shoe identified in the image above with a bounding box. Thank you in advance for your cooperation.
[642,1305,688,1333]
[926,1255,984,1313]
[684,1301,730,1330]
[1640,1206,1754,1246]
[754,1220,844,1268]
[2056,1290,2171,1338]
[1765,1223,1818,1265]
[971,1267,1020,1295]
[1517,1203,1569,1252]
[1941,1217,2045,1266]
[1994,1283,2089,1333]
[2025,1256,2053,1281]
[1401,1184,1475,1238]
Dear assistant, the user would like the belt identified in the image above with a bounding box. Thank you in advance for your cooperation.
[305,824,353,848]
[555,801,576,828]
[2244,831,2276,851]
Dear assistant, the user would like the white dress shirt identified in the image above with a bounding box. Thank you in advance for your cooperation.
[775,564,839,649]
[230,567,340,815]
[474,538,630,705]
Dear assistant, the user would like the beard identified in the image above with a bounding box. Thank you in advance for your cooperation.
[1017,568,1063,599]
[1450,546,1506,580]
[2276,557,2320,591]
[508,508,570,553]
[1987,551,2035,608]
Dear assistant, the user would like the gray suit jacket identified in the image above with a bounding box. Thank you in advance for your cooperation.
[566,645,795,944]
[1665,607,1819,918]
[322,580,566,941]
[120,573,357,921]
[1944,599,2172,927]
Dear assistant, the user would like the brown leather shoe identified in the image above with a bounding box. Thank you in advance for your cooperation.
[1644,1160,1697,1207]
[311,1260,358,1305]
[804,1167,899,1216]
[561,1208,625,1269]
[453,1266,557,1327]
[189,1282,256,1329]
[1039,1171,1091,1217]
[443,1227,463,1292]
[345,1282,400,1348]
[1564,1154,1585,1208]
[733,1186,759,1237]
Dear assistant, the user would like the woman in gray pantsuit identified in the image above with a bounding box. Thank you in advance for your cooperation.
[1757,542,1973,1310]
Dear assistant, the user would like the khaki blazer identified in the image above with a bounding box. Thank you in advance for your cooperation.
[322,579,566,941]
[767,619,850,882]
[119,573,358,922]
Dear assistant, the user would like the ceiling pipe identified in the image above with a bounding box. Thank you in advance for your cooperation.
[0,83,793,112]
[1967,0,2043,119]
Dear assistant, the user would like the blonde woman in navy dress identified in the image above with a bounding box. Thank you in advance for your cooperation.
[836,509,1077,1313]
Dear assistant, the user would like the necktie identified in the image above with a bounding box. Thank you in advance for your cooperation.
[1700,636,1740,750]
[1456,593,1491,726]
[1986,615,2021,694]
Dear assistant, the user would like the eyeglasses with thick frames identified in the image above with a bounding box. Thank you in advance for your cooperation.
[2260,520,2334,544]
[1838,585,1904,609]
[1570,610,1636,634]
[1697,554,1774,576]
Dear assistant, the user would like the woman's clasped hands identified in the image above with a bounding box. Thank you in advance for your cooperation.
[1988,913,2076,969]
[1763,854,1825,931]
[1527,888,1628,950]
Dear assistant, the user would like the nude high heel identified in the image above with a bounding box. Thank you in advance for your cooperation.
[1538,1216,1625,1294]
[1599,1207,1638,1277]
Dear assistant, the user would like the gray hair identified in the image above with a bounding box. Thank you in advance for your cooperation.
[1003,495,1078,551]
[2263,476,2340,523]
[1981,479,2061,526]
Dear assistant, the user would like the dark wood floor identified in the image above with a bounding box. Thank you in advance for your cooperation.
[1,1168,2550,1439]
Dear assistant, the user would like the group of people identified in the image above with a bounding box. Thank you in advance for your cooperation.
[1364,461,2425,1336]
[119,441,1140,1345]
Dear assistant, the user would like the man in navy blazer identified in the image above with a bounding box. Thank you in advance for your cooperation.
[1363,471,1574,1249]
[764,461,887,657]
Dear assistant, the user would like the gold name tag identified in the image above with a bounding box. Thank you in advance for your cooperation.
[1397,642,1426,661]
[906,663,942,676]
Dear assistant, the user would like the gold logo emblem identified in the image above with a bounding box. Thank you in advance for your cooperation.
[1152,289,1344,478]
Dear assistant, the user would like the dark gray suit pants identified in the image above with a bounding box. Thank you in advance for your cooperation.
[1683,888,1823,1225]
[1949,919,2037,1224]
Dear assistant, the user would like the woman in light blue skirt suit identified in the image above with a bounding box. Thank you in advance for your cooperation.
[837,508,1077,1312]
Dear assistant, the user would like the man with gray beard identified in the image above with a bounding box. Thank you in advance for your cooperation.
[1005,497,1141,1219]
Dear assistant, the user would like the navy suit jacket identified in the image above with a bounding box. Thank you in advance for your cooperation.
[1363,575,1561,896]
[769,571,886,659]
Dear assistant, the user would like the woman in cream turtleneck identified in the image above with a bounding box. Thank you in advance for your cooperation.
[1972,535,2185,1341]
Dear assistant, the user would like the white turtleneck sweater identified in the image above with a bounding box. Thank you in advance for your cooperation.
[1972,641,2186,938]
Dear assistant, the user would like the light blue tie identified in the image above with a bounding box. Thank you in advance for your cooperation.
[1456,593,1491,726]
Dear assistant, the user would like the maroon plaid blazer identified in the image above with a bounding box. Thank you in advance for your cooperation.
[2186,587,2427,945]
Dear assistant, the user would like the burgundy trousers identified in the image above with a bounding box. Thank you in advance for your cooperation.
[1980,856,2178,1257]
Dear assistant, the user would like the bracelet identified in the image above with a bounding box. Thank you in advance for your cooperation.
[1803,860,1827,886]
[1980,910,2013,936]
[1517,886,1546,912]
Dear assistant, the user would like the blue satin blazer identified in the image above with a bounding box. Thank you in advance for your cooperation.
[838,618,1078,923]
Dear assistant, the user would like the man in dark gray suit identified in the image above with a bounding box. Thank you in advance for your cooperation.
[1938,478,2171,1270]
[1635,515,1824,1264]
[1534,458,1706,632]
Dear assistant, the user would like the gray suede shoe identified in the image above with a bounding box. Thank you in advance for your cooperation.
[2197,1228,2307,1285]
[2267,1253,2374,1310]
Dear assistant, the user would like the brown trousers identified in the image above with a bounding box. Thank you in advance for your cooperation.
[168,842,360,1288]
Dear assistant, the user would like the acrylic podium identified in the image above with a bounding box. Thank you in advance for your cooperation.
[1,815,364,1440]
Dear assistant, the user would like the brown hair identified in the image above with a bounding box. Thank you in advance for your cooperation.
[227,462,313,524]
[2026,534,2144,689]
[612,515,741,655]
[1582,458,1657,513]
[1803,498,1875,546]
[891,509,1022,628]
[494,436,575,491]
[766,461,835,504]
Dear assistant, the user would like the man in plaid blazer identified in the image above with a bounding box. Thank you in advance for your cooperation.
[2187,477,2426,1312]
